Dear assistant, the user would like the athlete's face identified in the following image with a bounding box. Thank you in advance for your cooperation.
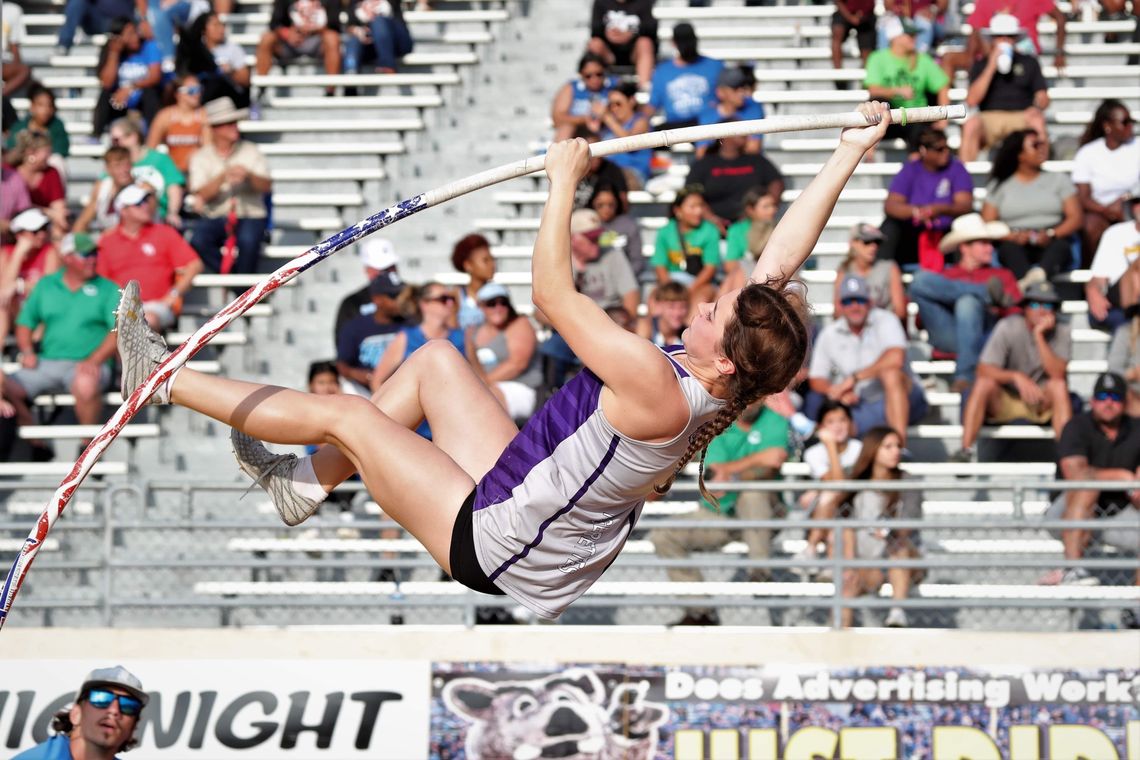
[683,289,738,368]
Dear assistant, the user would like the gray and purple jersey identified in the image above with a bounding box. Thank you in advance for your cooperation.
[471,346,725,618]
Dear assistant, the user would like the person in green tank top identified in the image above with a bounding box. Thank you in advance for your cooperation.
[650,187,722,307]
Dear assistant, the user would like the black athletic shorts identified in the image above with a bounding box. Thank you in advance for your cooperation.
[449,489,505,595]
[831,11,876,52]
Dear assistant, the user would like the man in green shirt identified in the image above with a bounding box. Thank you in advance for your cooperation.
[864,17,950,151]
[3,233,121,437]
[650,400,790,625]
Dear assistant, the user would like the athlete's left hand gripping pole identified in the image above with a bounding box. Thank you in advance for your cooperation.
[0,104,964,628]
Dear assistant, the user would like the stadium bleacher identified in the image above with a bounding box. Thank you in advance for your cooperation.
[1,0,1136,634]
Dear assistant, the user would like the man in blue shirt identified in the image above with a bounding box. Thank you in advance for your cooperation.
[646,23,724,131]
[15,666,148,760]
[694,65,766,157]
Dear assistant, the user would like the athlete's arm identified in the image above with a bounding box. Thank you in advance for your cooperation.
[750,102,890,287]
[532,140,686,429]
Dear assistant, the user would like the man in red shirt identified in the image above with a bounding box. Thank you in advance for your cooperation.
[908,213,1021,393]
[96,184,202,330]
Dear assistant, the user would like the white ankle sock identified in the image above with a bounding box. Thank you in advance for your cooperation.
[160,365,183,404]
[290,456,330,503]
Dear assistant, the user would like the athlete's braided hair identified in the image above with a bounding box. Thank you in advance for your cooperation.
[655,279,810,506]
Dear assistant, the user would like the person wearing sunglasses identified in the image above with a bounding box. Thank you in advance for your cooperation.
[550,53,614,143]
[881,127,975,270]
[15,665,148,759]
[1074,100,1138,263]
[981,128,1083,292]
[1041,372,1140,600]
[145,73,211,176]
[465,282,541,421]
[953,281,1072,462]
[369,281,463,394]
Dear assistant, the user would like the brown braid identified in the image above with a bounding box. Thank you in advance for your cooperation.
[654,279,811,507]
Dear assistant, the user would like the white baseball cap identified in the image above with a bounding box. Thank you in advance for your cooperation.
[359,238,399,271]
[114,184,153,212]
[10,207,51,233]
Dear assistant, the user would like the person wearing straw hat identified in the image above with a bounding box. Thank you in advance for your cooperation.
[952,280,1072,461]
[14,665,148,759]
[909,213,1020,393]
[959,13,1050,163]
[187,96,272,275]
[113,103,895,622]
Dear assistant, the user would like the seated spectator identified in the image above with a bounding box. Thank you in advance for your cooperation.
[571,127,628,209]
[0,162,31,244]
[649,399,789,626]
[0,208,59,346]
[369,282,464,431]
[694,66,764,158]
[335,270,406,395]
[807,275,928,444]
[831,0,876,78]
[1,1,30,98]
[637,281,689,347]
[953,281,1071,460]
[797,400,863,569]
[863,17,949,152]
[588,0,657,90]
[687,128,783,231]
[146,73,211,175]
[550,53,614,143]
[966,0,1066,69]
[910,213,1020,392]
[589,183,643,280]
[878,0,946,54]
[449,233,494,330]
[94,17,164,137]
[5,84,70,163]
[344,0,414,75]
[981,129,1082,289]
[881,128,975,270]
[2,233,119,452]
[821,426,922,628]
[109,116,185,225]
[74,146,134,233]
[187,98,272,274]
[1042,372,1140,587]
[833,223,906,325]
[1073,100,1139,264]
[646,23,723,131]
[335,237,402,340]
[569,208,639,318]
[9,131,68,234]
[1108,307,1140,416]
[256,0,342,94]
[959,14,1049,163]
[96,184,202,330]
[466,282,542,420]
[177,11,252,108]
[651,187,721,305]
[721,188,777,293]
[1086,191,1140,332]
[597,82,651,190]
[57,0,137,54]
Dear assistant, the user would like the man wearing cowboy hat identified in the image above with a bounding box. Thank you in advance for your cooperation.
[1086,187,1140,331]
[909,213,1021,393]
[952,279,1072,461]
[186,97,272,274]
[959,13,1050,163]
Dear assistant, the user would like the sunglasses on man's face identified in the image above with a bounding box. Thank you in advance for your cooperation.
[85,689,143,716]
[841,297,869,307]
[178,85,202,95]
[481,297,510,308]
[1026,300,1055,311]
[925,144,950,153]
[1094,391,1124,403]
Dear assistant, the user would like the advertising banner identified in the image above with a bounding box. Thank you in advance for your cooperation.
[430,663,1140,760]
[1,659,430,759]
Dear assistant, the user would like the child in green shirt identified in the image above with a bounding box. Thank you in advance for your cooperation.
[650,187,722,303]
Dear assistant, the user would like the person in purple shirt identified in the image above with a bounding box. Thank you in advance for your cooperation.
[647,23,724,131]
[881,128,975,270]
[694,66,766,157]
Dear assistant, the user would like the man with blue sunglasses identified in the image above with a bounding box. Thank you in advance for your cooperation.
[14,666,148,759]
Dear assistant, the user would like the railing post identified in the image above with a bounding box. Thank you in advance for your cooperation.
[101,487,115,626]
[1012,481,1025,519]
[830,524,844,630]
